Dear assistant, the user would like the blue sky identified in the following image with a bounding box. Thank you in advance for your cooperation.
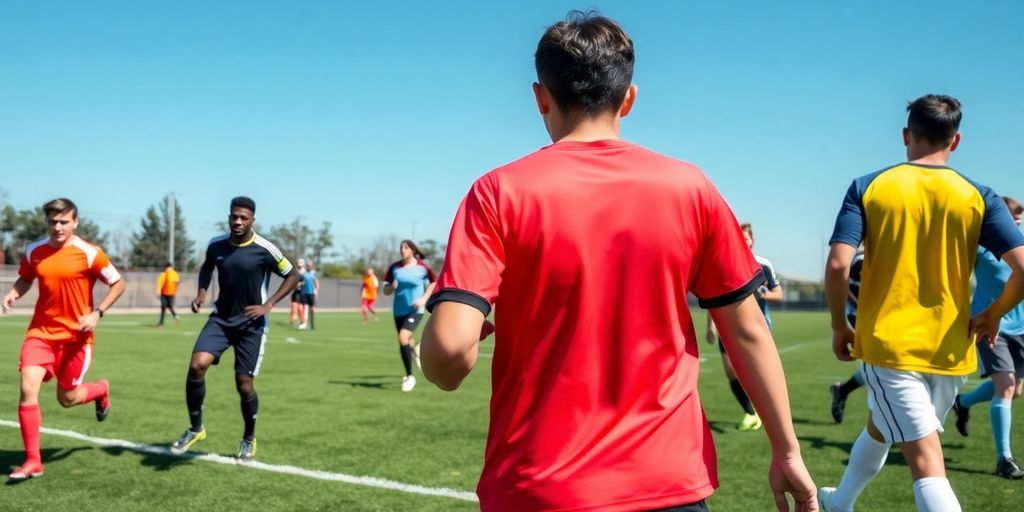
[2,0,1022,279]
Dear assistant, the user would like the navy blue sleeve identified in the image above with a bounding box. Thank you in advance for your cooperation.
[829,180,866,248]
[977,185,1024,259]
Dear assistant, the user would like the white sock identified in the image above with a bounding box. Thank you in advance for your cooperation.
[912,477,960,512]
[833,429,890,511]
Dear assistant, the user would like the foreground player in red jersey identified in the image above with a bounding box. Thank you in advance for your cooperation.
[420,12,816,512]
[2,198,125,480]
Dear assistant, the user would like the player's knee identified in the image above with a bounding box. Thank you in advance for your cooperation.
[235,377,255,397]
[56,390,77,408]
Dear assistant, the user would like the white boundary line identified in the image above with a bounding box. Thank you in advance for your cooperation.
[0,419,477,503]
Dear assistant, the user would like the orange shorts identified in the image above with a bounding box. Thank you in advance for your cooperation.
[19,338,93,390]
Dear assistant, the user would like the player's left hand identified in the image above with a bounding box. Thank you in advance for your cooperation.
[969,309,1000,349]
[768,454,819,512]
[412,298,427,310]
[244,302,273,319]
[77,310,101,332]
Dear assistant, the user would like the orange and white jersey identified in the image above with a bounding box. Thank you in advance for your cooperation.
[19,236,122,344]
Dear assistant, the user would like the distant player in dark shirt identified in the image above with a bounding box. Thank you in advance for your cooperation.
[170,196,300,462]
[830,249,865,424]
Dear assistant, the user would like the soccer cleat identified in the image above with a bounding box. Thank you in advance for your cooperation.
[95,379,111,422]
[8,461,44,481]
[236,439,257,463]
[401,375,417,392]
[170,428,207,455]
[818,487,843,512]
[412,344,421,368]
[996,457,1024,479]
[737,413,762,431]
[830,382,846,424]
[952,395,970,437]
[298,323,307,330]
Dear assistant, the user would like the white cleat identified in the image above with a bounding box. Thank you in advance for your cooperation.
[401,375,417,392]
[818,486,848,512]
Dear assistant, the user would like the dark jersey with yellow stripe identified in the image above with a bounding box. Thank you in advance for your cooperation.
[199,233,293,327]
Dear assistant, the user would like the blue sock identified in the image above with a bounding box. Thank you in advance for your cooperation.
[992,397,1012,461]
[960,380,994,409]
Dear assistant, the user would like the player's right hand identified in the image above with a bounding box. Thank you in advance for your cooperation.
[2,291,17,313]
[831,324,855,362]
[191,298,202,313]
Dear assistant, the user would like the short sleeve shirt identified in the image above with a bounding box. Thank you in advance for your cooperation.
[204,233,293,328]
[829,163,1024,375]
[427,140,764,512]
[20,236,122,344]
[973,247,1024,336]
[385,261,436,316]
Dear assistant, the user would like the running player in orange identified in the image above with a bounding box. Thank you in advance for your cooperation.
[361,267,379,324]
[2,198,125,480]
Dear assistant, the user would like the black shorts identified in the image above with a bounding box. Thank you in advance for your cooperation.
[301,293,316,306]
[160,295,175,308]
[193,320,267,377]
[847,314,857,329]
[394,313,423,333]
[718,338,726,354]
[977,333,1024,378]
[290,290,302,303]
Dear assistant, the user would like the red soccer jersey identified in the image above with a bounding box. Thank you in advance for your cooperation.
[19,236,122,344]
[429,140,763,512]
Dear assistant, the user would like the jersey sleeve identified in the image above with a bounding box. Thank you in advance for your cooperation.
[91,247,122,285]
[762,259,780,289]
[829,179,866,248]
[691,178,764,308]
[977,186,1024,259]
[426,175,505,317]
[261,240,293,277]
[419,261,437,283]
[18,251,36,280]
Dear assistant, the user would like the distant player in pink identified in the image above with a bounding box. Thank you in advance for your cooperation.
[2,198,125,480]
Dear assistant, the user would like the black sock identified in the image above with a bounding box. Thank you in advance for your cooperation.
[839,376,862,398]
[308,309,314,330]
[729,379,755,415]
[241,394,259,441]
[186,378,206,431]
[400,345,413,376]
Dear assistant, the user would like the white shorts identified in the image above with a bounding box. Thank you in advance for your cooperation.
[862,363,967,444]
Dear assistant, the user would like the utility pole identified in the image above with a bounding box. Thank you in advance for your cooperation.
[168,193,176,266]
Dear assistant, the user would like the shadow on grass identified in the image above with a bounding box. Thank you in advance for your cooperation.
[2,447,92,485]
[100,445,195,472]
[328,375,396,390]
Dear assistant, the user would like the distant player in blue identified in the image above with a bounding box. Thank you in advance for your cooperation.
[830,249,867,423]
[298,260,319,330]
[705,223,783,431]
[952,195,1024,479]
[383,240,436,392]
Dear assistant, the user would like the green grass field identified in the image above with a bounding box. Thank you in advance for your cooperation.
[0,310,1021,511]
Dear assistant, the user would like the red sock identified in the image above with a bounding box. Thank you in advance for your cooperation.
[18,404,42,464]
[81,380,108,403]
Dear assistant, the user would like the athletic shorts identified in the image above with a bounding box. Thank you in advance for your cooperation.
[977,333,1024,378]
[847,314,857,329]
[290,290,302,303]
[20,338,93,391]
[361,298,376,308]
[394,312,423,333]
[862,363,966,444]
[193,320,267,377]
[160,295,176,308]
[301,293,316,306]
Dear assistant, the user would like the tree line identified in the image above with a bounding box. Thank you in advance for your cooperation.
[0,192,444,279]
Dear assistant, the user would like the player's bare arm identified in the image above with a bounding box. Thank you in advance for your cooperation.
[711,294,819,511]
[2,277,34,312]
[244,268,302,319]
[77,278,126,332]
[411,282,437,310]
[825,243,857,361]
[762,283,784,302]
[421,301,487,391]
[705,312,718,344]
[971,245,1024,346]
[192,254,216,312]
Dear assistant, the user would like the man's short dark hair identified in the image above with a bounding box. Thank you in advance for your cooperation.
[535,11,634,116]
[42,197,78,219]
[906,94,962,146]
[230,196,256,213]
[165,262,174,268]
